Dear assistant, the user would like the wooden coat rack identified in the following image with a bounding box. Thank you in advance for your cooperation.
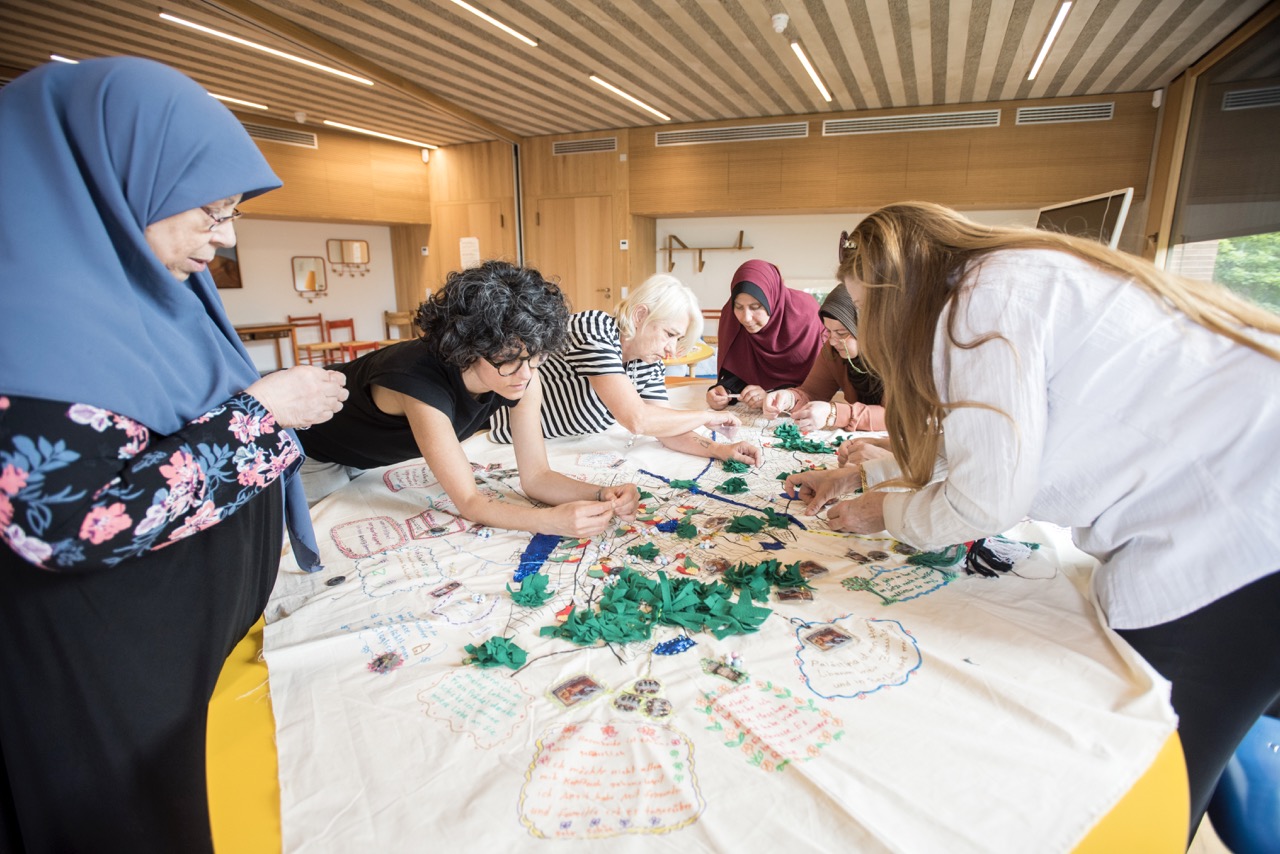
[663,231,752,272]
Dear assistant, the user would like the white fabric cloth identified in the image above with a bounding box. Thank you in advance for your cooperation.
[880,248,1280,629]
[268,413,1176,853]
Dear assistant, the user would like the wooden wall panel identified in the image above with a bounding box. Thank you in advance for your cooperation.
[390,224,432,309]
[621,92,1158,215]
[240,120,430,225]
[628,215,657,286]
[426,141,518,285]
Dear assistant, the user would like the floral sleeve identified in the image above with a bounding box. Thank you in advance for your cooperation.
[0,393,301,571]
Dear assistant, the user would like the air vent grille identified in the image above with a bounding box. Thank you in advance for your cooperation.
[1016,102,1114,124]
[552,137,618,155]
[241,122,318,148]
[823,110,1000,136]
[1223,86,1280,111]
[655,122,809,146]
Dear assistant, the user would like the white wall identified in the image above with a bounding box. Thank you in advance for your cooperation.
[217,220,396,373]
[653,210,1039,310]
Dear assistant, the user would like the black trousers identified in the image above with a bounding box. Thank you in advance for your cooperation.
[0,487,280,854]
[1116,568,1280,843]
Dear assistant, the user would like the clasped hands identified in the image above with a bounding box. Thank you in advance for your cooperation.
[781,437,893,532]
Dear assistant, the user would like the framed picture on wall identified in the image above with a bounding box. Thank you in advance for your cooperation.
[293,256,328,294]
[210,246,242,289]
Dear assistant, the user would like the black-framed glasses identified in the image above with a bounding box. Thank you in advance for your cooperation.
[202,206,242,231]
[486,352,549,376]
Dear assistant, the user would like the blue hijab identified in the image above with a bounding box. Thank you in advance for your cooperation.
[0,57,321,570]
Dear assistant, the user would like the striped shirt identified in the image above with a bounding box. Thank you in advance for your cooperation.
[488,310,667,442]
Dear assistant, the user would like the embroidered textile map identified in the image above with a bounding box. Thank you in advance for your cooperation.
[265,413,1174,853]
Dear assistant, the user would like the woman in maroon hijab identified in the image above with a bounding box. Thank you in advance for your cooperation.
[707,260,824,411]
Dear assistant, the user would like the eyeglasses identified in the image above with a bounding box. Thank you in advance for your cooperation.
[201,206,242,231]
[485,352,548,376]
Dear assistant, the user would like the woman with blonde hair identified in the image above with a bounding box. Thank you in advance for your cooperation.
[785,201,1280,839]
[490,274,759,464]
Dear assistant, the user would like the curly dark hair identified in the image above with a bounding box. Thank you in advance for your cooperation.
[414,260,570,369]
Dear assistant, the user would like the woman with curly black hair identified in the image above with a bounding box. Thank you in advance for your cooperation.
[299,261,639,537]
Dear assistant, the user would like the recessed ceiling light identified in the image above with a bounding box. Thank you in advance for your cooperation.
[322,120,438,150]
[210,93,269,110]
[1028,2,1073,81]
[49,54,79,64]
[160,12,374,86]
[589,75,671,122]
[791,42,832,103]
[447,0,537,47]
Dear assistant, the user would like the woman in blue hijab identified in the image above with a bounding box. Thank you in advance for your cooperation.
[0,58,346,851]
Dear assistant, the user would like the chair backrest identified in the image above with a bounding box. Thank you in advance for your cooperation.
[325,318,356,344]
[384,310,415,340]
[287,313,326,343]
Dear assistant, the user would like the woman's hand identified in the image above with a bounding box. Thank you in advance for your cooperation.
[791,401,832,433]
[825,492,888,533]
[783,466,863,515]
[247,366,348,429]
[738,385,767,409]
[836,436,894,467]
[600,483,640,521]
[702,411,740,438]
[762,389,797,418]
[706,385,731,411]
[543,499,620,537]
[721,441,762,466]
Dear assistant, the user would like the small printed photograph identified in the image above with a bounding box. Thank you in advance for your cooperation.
[613,692,642,712]
[892,542,920,556]
[644,697,673,719]
[429,581,460,598]
[703,556,731,574]
[551,674,605,707]
[702,659,748,685]
[866,550,891,562]
[702,516,731,532]
[777,586,814,602]
[845,549,872,564]
[796,560,829,579]
[632,678,662,695]
[805,626,854,651]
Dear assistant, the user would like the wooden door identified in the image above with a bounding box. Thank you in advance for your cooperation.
[530,195,614,312]
[431,200,513,278]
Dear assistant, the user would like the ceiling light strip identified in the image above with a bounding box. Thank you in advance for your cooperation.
[49,54,79,64]
[1028,2,1073,81]
[159,13,374,86]
[211,93,269,110]
[447,0,537,47]
[322,119,438,149]
[589,75,671,122]
[791,42,832,103]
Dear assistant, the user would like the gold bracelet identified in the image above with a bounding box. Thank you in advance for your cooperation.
[823,405,837,430]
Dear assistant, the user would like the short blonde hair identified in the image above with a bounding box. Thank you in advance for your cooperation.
[615,273,703,355]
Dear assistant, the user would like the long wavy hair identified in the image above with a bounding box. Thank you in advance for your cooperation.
[415,260,570,369]
[840,201,1280,490]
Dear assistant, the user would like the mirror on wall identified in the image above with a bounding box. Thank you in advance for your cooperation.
[327,239,371,276]
[292,256,327,299]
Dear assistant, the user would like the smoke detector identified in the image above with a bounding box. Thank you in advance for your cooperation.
[771,13,789,34]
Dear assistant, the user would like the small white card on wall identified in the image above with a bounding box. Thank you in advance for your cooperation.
[459,237,480,269]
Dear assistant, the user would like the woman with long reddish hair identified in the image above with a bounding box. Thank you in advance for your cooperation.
[785,201,1280,841]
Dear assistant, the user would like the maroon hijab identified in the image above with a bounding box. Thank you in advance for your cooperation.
[716,260,824,389]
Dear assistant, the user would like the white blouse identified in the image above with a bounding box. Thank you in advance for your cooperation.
[878,248,1280,629]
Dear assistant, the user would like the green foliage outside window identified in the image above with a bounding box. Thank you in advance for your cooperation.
[1213,231,1280,315]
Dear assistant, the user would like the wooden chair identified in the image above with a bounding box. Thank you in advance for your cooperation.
[380,310,416,347]
[287,313,327,366]
[323,318,378,363]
